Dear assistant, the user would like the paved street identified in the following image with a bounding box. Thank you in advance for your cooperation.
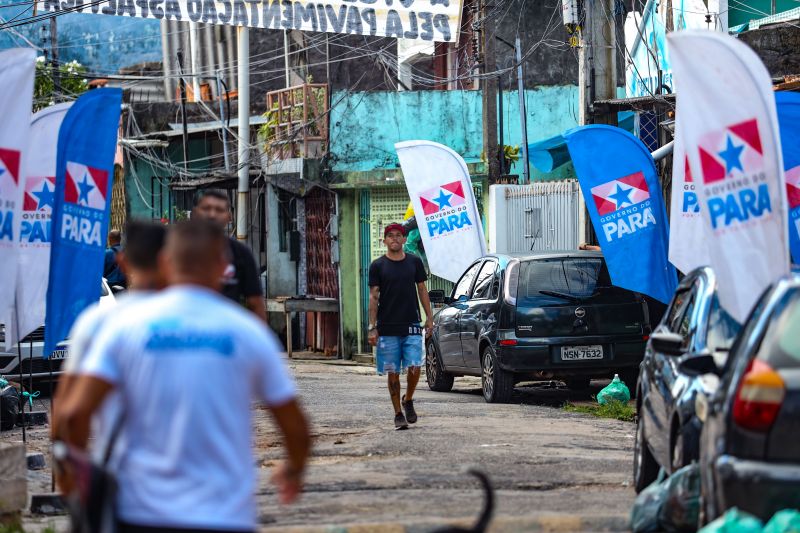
[255,360,636,532]
[7,358,636,532]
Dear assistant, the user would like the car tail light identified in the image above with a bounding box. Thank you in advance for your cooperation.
[503,259,520,306]
[732,359,785,432]
[499,339,518,346]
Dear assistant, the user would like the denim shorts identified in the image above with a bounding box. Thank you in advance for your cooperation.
[376,334,424,374]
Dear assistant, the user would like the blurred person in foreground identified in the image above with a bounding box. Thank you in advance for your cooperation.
[192,189,266,322]
[54,220,168,458]
[53,219,311,533]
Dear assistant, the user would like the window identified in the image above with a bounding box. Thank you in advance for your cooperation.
[755,289,800,369]
[665,289,690,332]
[706,295,741,355]
[520,258,611,300]
[452,262,482,301]
[276,188,295,253]
[471,261,498,300]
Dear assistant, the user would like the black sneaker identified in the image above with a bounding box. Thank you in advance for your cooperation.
[394,412,409,430]
[402,395,417,424]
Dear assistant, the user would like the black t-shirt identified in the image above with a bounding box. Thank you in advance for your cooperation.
[221,238,263,305]
[368,253,427,337]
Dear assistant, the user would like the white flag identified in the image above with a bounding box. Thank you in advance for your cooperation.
[669,31,790,322]
[7,103,73,348]
[395,141,487,282]
[0,48,36,348]
[668,117,711,273]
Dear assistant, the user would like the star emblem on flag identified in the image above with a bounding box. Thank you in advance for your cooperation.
[33,180,55,210]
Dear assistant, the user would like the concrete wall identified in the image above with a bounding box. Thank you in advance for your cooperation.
[739,23,800,78]
[338,190,360,357]
[329,87,580,181]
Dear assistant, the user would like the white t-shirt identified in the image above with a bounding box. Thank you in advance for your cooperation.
[66,292,151,466]
[79,285,296,531]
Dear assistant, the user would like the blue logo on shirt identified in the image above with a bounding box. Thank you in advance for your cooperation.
[145,325,234,357]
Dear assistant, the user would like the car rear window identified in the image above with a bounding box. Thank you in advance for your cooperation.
[756,288,800,369]
[520,258,612,300]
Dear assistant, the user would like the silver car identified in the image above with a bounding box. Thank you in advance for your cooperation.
[0,279,117,381]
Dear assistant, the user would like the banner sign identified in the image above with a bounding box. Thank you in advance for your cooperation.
[564,125,677,304]
[668,118,711,274]
[45,89,122,357]
[670,30,789,323]
[6,104,73,348]
[396,140,486,282]
[36,0,461,42]
[776,92,800,265]
[0,48,36,349]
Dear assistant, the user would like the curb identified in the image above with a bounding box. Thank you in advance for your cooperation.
[260,514,630,532]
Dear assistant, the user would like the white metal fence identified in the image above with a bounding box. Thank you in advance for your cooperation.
[488,182,582,254]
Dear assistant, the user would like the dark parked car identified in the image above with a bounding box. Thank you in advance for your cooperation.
[425,251,651,403]
[634,266,741,492]
[679,273,800,524]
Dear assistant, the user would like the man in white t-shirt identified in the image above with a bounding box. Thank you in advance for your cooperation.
[54,220,168,466]
[53,220,311,533]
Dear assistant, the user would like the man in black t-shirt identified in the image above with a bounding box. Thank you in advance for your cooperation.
[193,190,266,322]
[368,223,434,430]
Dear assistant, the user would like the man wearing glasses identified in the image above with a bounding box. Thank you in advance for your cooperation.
[368,223,434,430]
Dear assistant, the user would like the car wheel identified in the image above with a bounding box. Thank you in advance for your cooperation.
[671,429,687,472]
[565,377,591,391]
[425,341,454,392]
[634,414,659,493]
[481,346,513,403]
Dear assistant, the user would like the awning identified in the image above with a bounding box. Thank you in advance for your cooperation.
[527,111,636,173]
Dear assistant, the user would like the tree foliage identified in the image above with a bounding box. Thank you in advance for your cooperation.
[34,56,89,111]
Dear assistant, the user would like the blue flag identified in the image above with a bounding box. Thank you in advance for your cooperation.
[564,125,677,304]
[776,92,800,265]
[44,89,122,356]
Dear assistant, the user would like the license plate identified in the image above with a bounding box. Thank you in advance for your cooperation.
[50,349,68,360]
[560,345,603,361]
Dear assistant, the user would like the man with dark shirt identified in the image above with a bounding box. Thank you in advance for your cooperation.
[193,190,266,322]
[103,229,126,288]
[368,223,434,430]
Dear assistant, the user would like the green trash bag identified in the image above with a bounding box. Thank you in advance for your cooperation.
[631,469,668,532]
[597,374,631,405]
[658,463,701,532]
[698,508,763,533]
[764,509,800,533]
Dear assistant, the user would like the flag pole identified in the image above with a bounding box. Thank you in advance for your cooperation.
[49,356,54,492]
[13,299,25,443]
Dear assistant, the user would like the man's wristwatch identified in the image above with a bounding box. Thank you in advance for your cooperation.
[368,324,377,332]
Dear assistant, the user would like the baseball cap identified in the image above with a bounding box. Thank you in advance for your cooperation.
[384,223,407,237]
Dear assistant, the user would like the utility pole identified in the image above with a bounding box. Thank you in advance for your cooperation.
[176,50,189,171]
[189,22,202,100]
[216,70,231,172]
[236,27,250,242]
[50,17,59,102]
[514,36,529,183]
[480,0,500,183]
[579,0,616,125]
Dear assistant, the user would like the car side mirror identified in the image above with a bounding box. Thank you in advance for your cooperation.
[650,332,686,356]
[678,353,721,377]
[428,289,445,304]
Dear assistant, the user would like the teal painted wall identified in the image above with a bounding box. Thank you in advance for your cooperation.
[329,86,580,181]
[125,138,211,220]
[729,0,796,27]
